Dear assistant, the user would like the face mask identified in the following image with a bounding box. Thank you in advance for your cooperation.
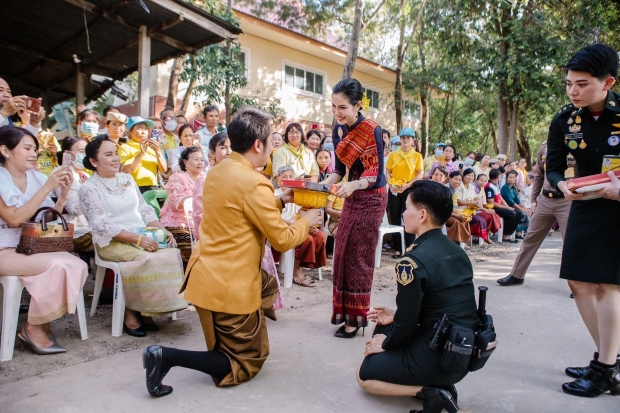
[323,143,334,151]
[73,153,86,170]
[392,144,401,152]
[435,149,444,157]
[81,122,99,137]
[465,157,475,166]
[164,120,178,132]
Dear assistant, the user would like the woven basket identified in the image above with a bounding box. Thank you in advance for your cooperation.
[293,189,329,209]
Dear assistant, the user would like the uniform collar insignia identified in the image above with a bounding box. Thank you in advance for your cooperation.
[405,243,417,252]
[395,257,417,286]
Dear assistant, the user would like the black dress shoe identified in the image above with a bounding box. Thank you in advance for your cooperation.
[334,325,364,338]
[515,234,525,240]
[142,346,173,397]
[566,353,620,379]
[138,315,160,332]
[502,238,519,243]
[562,361,620,397]
[497,275,524,286]
[19,304,29,314]
[124,323,147,337]
[411,387,459,413]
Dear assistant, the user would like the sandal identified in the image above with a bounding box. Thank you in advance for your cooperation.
[293,277,316,287]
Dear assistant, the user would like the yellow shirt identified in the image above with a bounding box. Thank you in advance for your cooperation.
[119,140,159,187]
[182,152,309,314]
[327,193,345,211]
[423,155,438,174]
[263,148,278,177]
[272,144,319,178]
[386,149,423,182]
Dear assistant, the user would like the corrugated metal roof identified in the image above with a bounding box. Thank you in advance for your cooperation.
[0,0,242,105]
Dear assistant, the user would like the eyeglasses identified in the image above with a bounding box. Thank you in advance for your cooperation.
[288,130,302,136]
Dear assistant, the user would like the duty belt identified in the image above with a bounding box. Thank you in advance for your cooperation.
[542,189,564,199]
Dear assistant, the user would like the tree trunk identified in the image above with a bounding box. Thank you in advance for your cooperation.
[225,0,232,126]
[517,123,531,167]
[508,100,519,161]
[181,74,197,115]
[488,117,498,154]
[438,92,450,142]
[341,0,363,80]
[449,79,457,131]
[497,87,509,154]
[166,56,184,111]
[394,0,406,133]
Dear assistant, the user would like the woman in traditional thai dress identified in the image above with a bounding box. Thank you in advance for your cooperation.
[322,78,388,338]
[0,125,88,355]
[160,146,204,267]
[79,137,187,337]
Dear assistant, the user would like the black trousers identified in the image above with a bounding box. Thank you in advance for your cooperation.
[494,207,524,236]
[387,188,416,252]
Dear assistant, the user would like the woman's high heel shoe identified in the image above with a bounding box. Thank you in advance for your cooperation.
[334,325,365,338]
[17,324,66,355]
[411,386,459,413]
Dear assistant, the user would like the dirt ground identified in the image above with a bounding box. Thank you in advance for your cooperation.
[0,234,527,386]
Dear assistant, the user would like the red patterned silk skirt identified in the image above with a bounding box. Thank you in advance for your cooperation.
[331,186,388,327]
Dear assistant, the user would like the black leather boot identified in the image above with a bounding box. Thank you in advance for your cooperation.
[142,345,173,397]
[562,360,620,397]
[411,386,459,413]
[566,353,620,379]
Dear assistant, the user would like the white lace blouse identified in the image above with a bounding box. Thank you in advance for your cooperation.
[78,173,159,248]
[53,167,90,238]
[0,166,55,248]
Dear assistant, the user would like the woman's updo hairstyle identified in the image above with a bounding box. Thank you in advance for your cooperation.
[332,78,364,113]
[0,125,38,164]
[209,132,228,152]
[84,135,114,171]
[179,146,202,172]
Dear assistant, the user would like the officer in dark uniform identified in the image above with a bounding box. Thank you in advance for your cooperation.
[545,44,620,398]
[356,180,478,413]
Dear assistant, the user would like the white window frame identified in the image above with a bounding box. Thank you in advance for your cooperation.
[281,60,326,99]
[361,85,381,113]
[403,100,420,120]
[239,47,250,81]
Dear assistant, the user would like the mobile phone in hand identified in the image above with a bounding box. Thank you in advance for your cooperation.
[151,129,160,141]
[63,152,73,168]
[25,97,41,113]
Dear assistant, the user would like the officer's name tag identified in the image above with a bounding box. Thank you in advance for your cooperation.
[565,133,583,140]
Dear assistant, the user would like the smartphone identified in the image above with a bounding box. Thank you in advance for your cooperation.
[151,129,160,141]
[25,97,41,113]
[63,152,73,168]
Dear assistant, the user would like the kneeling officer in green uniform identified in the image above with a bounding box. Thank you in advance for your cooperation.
[357,180,479,413]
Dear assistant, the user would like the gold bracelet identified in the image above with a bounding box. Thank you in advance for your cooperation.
[137,235,142,247]
[59,200,67,206]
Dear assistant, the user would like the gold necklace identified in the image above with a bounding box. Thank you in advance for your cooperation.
[98,174,121,192]
[10,174,27,193]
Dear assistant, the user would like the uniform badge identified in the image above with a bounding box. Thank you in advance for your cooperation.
[338,128,343,138]
[609,136,620,147]
[568,140,578,150]
[567,118,574,125]
[571,110,577,115]
[611,131,620,135]
[610,101,616,107]
[405,243,417,252]
[579,141,587,149]
[613,123,620,128]
[569,124,581,133]
[575,116,582,124]
[395,257,417,286]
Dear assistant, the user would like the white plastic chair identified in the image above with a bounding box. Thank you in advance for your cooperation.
[1,275,88,361]
[183,197,195,251]
[90,249,177,337]
[376,212,405,268]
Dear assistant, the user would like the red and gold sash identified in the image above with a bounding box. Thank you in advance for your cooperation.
[335,118,380,182]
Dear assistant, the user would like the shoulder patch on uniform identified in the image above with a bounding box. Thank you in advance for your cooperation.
[395,257,417,286]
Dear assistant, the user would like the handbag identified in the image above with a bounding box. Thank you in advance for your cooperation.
[16,207,74,255]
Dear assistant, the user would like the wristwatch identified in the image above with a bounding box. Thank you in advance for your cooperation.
[357,180,363,190]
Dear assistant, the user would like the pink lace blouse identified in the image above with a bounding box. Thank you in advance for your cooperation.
[160,172,199,229]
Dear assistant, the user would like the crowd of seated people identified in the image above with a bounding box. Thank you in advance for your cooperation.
[0,79,539,358]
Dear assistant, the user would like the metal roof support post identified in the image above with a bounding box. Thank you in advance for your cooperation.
[76,65,84,107]
[138,25,151,118]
